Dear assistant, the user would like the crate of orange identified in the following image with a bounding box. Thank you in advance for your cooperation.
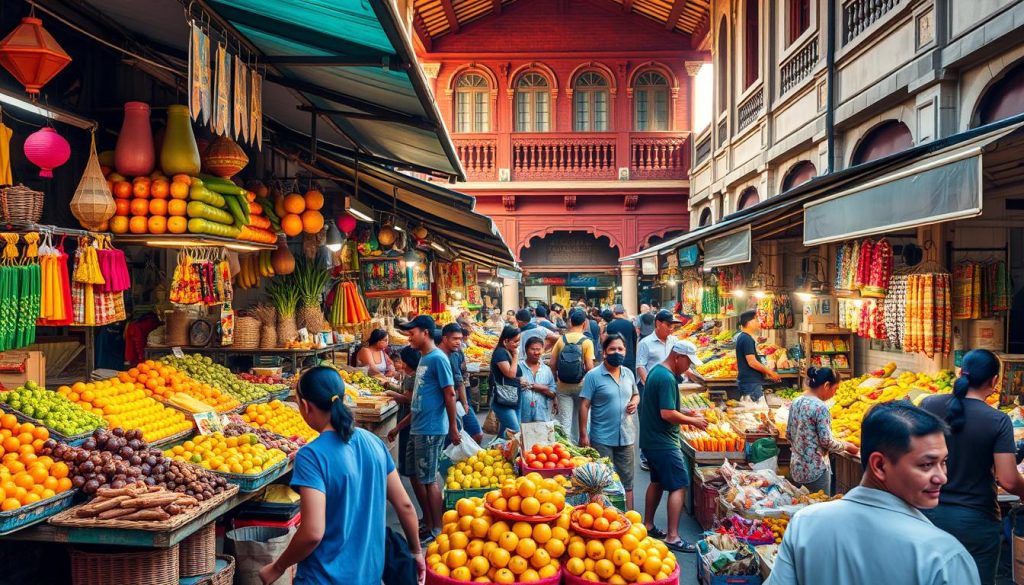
[520,443,576,478]
[117,360,241,414]
[0,418,76,534]
[56,379,194,445]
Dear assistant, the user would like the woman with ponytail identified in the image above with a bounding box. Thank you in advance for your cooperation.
[921,349,1024,584]
[259,367,424,585]
[786,367,858,495]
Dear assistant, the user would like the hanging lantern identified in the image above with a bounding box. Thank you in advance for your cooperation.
[24,127,70,177]
[337,214,356,235]
[202,135,248,178]
[71,132,116,230]
[0,16,72,96]
[411,223,429,241]
[377,220,397,249]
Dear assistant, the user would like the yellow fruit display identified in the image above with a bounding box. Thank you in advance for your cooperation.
[57,379,193,443]
[568,520,675,584]
[118,360,240,413]
[164,432,287,475]
[446,449,516,491]
[242,400,318,442]
[764,515,789,544]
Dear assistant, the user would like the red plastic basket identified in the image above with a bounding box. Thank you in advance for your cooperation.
[569,504,632,539]
[519,457,575,478]
[484,501,562,524]
[562,562,679,585]
[426,565,562,585]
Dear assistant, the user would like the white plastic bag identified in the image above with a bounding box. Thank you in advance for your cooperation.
[443,430,482,462]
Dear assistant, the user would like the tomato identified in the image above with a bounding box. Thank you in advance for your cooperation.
[558,459,571,468]
[524,453,536,463]
[529,461,543,469]
[541,446,554,456]
[538,453,549,463]
[543,461,556,469]
[532,444,543,455]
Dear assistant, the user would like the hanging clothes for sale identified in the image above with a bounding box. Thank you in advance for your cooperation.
[953,260,1011,319]
[756,293,794,330]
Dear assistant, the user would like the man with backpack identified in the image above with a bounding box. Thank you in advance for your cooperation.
[548,308,596,442]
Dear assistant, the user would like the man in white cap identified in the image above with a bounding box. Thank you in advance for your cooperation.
[639,339,708,553]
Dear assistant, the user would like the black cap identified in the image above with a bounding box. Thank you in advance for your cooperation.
[568,308,587,326]
[655,309,682,325]
[398,314,436,332]
[515,309,532,323]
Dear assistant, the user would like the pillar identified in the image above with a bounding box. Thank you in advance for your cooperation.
[502,277,520,311]
[621,263,639,316]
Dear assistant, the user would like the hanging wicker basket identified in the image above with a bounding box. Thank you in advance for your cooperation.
[70,132,116,230]
[0,184,43,223]
[233,316,260,350]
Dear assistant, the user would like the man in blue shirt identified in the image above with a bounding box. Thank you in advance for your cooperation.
[439,323,483,444]
[735,310,781,401]
[535,305,558,332]
[517,308,557,354]
[397,314,459,541]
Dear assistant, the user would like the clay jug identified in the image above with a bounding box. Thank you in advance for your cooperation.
[160,105,201,175]
[114,102,155,176]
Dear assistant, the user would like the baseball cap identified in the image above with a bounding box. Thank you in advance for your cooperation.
[612,304,626,315]
[398,314,436,332]
[515,309,532,323]
[670,339,703,365]
[655,309,682,325]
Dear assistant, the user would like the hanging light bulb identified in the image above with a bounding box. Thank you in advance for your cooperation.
[404,247,419,267]
[325,221,344,252]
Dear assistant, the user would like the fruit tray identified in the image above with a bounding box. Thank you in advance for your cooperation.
[148,427,197,450]
[569,504,631,539]
[483,501,561,524]
[210,457,289,493]
[49,484,239,531]
[0,402,105,446]
[517,457,575,479]
[0,488,77,535]
[270,387,291,402]
[442,486,490,510]
[427,565,560,585]
[563,562,678,585]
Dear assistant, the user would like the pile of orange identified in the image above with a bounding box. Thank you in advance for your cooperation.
[564,513,677,584]
[485,475,568,518]
[0,417,72,511]
[572,502,628,534]
[56,379,194,443]
[276,190,324,237]
[242,400,318,442]
[109,172,190,235]
[118,360,240,413]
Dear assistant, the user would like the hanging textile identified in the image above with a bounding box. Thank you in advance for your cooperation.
[883,274,907,348]
[904,271,952,358]
[213,44,231,136]
[0,116,11,185]
[953,260,1011,319]
[250,70,263,148]
[189,22,211,124]
[233,57,249,142]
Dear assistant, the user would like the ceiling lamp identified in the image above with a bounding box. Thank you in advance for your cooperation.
[0,14,72,97]
[325,221,344,252]
[344,196,374,223]
[404,247,419,267]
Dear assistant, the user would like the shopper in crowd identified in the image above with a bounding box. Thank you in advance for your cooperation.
[583,307,602,345]
[633,303,654,338]
[355,329,396,378]
[579,334,640,509]
[605,304,638,373]
[485,309,505,330]
[550,303,567,330]
[734,310,780,401]
[259,367,424,585]
[920,349,1024,585]
[637,310,684,387]
[519,336,556,423]
[439,324,483,445]
[516,308,557,355]
[767,401,979,585]
[504,310,517,326]
[490,325,523,437]
[535,304,558,332]
[786,367,859,495]
[640,340,707,553]
[389,315,459,542]
[385,347,429,534]
[548,308,596,441]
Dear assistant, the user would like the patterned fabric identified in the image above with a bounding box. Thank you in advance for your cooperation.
[786,395,845,485]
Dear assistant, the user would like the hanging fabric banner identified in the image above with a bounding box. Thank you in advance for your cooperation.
[250,69,263,149]
[189,23,211,123]
[233,58,249,143]
[213,43,232,137]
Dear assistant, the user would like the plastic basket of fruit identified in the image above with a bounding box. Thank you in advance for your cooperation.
[163,433,290,493]
[0,487,77,535]
[563,560,678,585]
[212,457,289,492]
[270,387,291,402]
[0,404,102,446]
[483,500,561,524]
[426,563,561,585]
[569,503,631,539]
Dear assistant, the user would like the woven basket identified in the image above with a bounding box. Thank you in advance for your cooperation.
[70,132,116,230]
[165,309,191,347]
[259,325,277,349]
[233,317,260,350]
[0,184,43,223]
[70,544,179,585]
[277,315,297,345]
[179,522,217,577]
[196,555,236,585]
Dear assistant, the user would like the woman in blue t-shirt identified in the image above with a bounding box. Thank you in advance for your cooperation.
[260,367,424,585]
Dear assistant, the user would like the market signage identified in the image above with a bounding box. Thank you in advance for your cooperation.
[567,274,599,287]
[497,268,522,282]
[703,226,751,267]
[677,244,700,267]
[803,150,983,245]
[641,256,658,275]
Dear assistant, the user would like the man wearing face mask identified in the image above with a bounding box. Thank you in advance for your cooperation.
[766,402,979,585]
[579,333,640,509]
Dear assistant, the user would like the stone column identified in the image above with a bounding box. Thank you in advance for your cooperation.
[621,263,639,316]
[502,277,520,311]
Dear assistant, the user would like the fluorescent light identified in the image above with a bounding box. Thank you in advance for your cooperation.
[429,241,445,252]
[795,292,813,302]
[344,196,374,222]
[394,225,405,232]
[142,238,263,252]
[404,248,419,267]
[0,88,95,130]
[752,290,766,299]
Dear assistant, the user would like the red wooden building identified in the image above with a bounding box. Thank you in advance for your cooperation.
[410,0,710,311]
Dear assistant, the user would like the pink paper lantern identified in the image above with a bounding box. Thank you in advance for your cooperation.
[337,214,357,235]
[24,127,70,178]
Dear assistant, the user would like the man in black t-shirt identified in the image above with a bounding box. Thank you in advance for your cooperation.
[734,310,780,401]
[605,304,638,373]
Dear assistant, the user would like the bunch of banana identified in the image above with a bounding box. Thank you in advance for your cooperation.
[257,250,275,277]
[235,253,273,289]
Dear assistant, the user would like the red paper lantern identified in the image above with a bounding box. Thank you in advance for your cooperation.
[0,16,72,96]
[337,214,356,235]
[24,127,70,178]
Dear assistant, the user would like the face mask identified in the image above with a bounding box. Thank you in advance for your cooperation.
[605,353,625,367]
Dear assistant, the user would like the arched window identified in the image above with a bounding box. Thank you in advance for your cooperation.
[737,188,759,211]
[515,73,551,133]
[781,160,816,192]
[716,18,728,115]
[574,72,610,132]
[455,74,490,133]
[634,71,669,131]
[852,121,913,165]
[744,0,759,89]
[698,208,713,226]
[977,61,1024,127]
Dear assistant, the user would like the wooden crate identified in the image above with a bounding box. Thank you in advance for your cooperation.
[833,452,861,495]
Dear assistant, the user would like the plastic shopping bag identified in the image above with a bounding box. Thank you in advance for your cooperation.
[443,430,482,462]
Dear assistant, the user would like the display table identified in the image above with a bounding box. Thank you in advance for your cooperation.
[704,373,801,391]
[144,344,346,369]
[354,400,400,461]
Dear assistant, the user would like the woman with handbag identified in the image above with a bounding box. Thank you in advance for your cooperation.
[489,325,523,437]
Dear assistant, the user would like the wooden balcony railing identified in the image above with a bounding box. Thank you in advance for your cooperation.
[780,34,820,95]
[843,0,900,44]
[453,134,498,181]
[629,133,689,180]
[511,134,617,180]
[737,87,764,131]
